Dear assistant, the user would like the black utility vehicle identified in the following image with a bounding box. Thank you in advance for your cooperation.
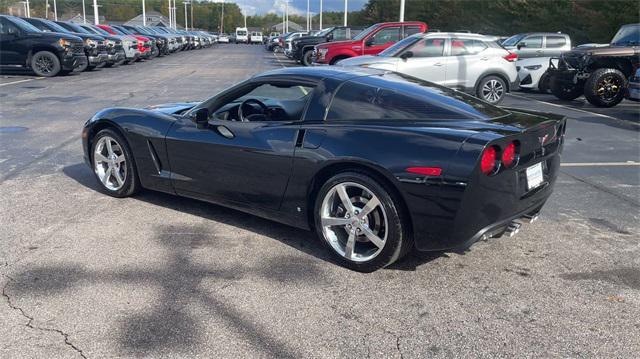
[0,15,86,77]
[22,17,111,71]
[291,26,364,66]
[548,23,640,107]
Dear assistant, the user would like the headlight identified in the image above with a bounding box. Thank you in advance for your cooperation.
[524,65,543,71]
[58,38,72,47]
[84,39,97,47]
[106,39,115,47]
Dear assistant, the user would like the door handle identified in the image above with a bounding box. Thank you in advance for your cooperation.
[433,62,443,66]
[216,125,235,139]
[536,50,543,53]
[480,57,489,61]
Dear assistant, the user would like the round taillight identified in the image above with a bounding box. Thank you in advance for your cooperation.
[502,142,517,168]
[480,146,498,175]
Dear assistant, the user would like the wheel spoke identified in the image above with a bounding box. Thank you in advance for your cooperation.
[344,230,356,259]
[336,184,355,213]
[360,226,385,249]
[101,167,112,185]
[106,140,114,156]
[113,169,124,186]
[116,155,125,163]
[95,153,109,163]
[321,216,351,227]
[358,196,380,219]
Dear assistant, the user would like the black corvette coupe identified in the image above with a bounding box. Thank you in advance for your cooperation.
[82,67,565,272]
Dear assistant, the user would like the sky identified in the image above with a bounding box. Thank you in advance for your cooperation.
[209,0,369,16]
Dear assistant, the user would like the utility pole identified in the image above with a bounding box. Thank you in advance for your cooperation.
[82,0,86,23]
[93,0,99,24]
[184,1,188,30]
[142,0,146,26]
[343,0,347,26]
[399,0,405,22]
[319,0,322,29]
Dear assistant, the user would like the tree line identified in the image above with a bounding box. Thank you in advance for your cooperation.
[2,0,637,43]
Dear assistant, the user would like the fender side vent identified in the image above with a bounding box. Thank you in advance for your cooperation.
[147,140,162,174]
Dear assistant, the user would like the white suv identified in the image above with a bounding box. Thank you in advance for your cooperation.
[338,32,518,104]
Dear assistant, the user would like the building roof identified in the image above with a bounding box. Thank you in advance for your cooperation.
[270,21,303,32]
[124,11,171,27]
[65,13,107,24]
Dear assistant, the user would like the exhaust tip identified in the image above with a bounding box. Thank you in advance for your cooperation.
[522,214,539,223]
[505,222,522,237]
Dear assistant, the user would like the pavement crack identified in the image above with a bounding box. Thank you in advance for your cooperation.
[396,336,404,359]
[2,275,87,358]
[560,170,640,207]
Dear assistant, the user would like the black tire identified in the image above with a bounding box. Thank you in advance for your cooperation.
[115,57,126,66]
[150,46,159,58]
[550,74,583,100]
[31,51,61,77]
[273,45,282,53]
[476,75,507,104]
[537,73,550,93]
[583,68,627,108]
[314,171,412,272]
[302,49,313,66]
[90,128,141,198]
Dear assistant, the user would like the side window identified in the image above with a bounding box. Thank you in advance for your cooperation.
[327,80,467,121]
[450,38,487,56]
[332,28,347,40]
[370,27,400,46]
[403,26,422,38]
[408,38,445,58]
[546,36,567,48]
[521,36,542,48]
[0,19,20,35]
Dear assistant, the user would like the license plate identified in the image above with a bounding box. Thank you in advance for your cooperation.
[526,162,544,190]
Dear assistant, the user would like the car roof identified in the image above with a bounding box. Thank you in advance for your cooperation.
[422,32,496,39]
[256,66,386,82]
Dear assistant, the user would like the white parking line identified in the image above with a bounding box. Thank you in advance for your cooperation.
[507,93,619,121]
[272,52,286,68]
[0,77,43,87]
[561,161,640,167]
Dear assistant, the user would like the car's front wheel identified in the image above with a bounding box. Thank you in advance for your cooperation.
[302,50,313,66]
[583,68,627,107]
[91,128,140,198]
[314,172,412,272]
[31,51,61,77]
[477,75,507,104]
[550,74,583,100]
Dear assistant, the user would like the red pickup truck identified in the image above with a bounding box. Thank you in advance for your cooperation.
[313,21,427,65]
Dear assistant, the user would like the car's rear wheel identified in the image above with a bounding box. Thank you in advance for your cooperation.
[91,129,140,198]
[302,50,313,66]
[31,51,61,77]
[550,74,583,100]
[314,172,411,272]
[477,75,506,104]
[583,68,627,107]
[537,72,550,93]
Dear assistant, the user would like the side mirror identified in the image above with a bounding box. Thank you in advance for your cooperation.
[517,43,526,50]
[400,51,414,60]
[326,34,333,41]
[191,108,209,129]
[365,37,374,47]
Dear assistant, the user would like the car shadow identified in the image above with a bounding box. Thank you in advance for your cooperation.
[62,162,443,271]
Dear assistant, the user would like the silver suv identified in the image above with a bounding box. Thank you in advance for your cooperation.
[502,32,571,58]
[338,32,518,104]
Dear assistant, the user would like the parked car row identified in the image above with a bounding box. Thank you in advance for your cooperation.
[0,14,217,78]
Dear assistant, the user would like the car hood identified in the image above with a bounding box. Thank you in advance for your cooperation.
[316,39,354,49]
[37,31,83,42]
[146,102,198,115]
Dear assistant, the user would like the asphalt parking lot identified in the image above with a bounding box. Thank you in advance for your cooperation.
[1,44,639,358]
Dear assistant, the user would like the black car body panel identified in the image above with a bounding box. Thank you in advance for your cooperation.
[291,26,365,61]
[82,67,565,252]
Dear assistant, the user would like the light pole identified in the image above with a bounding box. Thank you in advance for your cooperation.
[306,0,310,32]
[142,0,146,26]
[319,0,322,30]
[343,0,347,26]
[190,0,193,30]
[26,0,30,17]
[184,1,188,30]
[53,0,57,20]
[168,0,172,28]
[93,0,99,24]
[220,0,224,33]
[399,0,405,22]
[285,1,288,33]
[82,0,86,23]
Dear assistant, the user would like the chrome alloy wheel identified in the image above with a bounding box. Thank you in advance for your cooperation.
[93,136,126,191]
[482,79,504,103]
[320,182,388,262]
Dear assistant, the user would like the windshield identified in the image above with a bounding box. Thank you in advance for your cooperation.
[237,30,247,36]
[60,22,91,34]
[502,34,526,46]
[85,25,110,36]
[352,24,378,41]
[611,24,640,46]
[315,27,333,37]
[40,20,70,33]
[378,34,422,56]
[10,17,42,33]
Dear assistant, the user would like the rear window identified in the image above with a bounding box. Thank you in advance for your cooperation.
[546,36,567,48]
[326,74,507,121]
